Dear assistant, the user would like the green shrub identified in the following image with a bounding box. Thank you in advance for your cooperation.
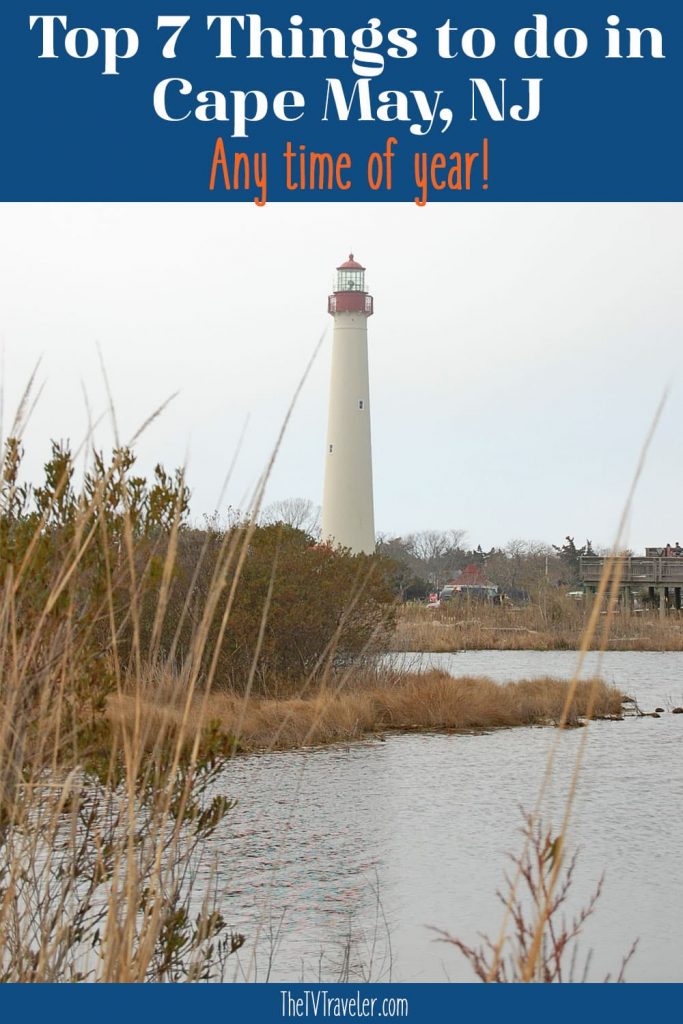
[0,438,396,710]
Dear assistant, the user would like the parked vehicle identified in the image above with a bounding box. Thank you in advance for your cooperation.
[440,584,499,603]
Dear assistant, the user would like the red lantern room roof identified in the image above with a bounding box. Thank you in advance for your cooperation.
[337,253,365,270]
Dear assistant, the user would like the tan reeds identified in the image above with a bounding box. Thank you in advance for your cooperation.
[464,391,668,983]
[0,335,395,982]
[108,671,624,754]
[0,366,291,979]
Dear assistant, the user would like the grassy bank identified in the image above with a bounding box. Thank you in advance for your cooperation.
[108,670,625,754]
[395,600,683,652]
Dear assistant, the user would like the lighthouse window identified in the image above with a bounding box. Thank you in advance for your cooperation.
[329,444,333,454]
[337,268,365,292]
[358,400,364,410]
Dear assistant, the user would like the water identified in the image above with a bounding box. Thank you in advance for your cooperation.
[203,651,683,982]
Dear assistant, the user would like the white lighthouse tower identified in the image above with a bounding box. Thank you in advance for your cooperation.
[322,254,375,555]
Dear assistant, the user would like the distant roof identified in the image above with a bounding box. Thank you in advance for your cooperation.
[446,564,492,588]
[337,253,365,270]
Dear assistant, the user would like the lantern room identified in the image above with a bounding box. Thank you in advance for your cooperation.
[337,254,365,292]
[328,254,374,316]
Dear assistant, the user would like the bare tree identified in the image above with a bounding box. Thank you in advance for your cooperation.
[486,539,559,594]
[407,529,464,563]
[405,529,468,592]
[375,533,429,601]
[261,497,321,539]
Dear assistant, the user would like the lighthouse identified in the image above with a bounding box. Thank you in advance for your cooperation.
[322,254,375,555]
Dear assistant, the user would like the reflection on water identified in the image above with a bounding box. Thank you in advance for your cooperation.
[203,651,683,982]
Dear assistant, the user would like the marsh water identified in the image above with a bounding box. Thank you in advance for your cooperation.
[203,651,683,982]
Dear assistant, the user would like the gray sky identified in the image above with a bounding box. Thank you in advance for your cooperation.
[0,202,680,552]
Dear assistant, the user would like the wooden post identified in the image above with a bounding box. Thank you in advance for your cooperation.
[659,586,667,619]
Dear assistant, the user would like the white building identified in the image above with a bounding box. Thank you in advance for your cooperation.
[321,254,375,555]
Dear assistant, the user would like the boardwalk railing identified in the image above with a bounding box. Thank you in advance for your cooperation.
[579,556,683,585]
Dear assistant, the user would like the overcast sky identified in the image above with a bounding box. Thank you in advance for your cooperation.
[0,202,680,552]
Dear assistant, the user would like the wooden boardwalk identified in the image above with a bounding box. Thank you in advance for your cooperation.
[580,556,683,584]
[579,556,683,615]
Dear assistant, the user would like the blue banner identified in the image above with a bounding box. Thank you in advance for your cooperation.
[0,982,682,1019]
[0,1,680,201]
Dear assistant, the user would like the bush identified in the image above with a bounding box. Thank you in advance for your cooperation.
[143,521,396,691]
[0,438,396,709]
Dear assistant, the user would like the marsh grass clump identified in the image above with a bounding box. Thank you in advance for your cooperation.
[109,670,624,754]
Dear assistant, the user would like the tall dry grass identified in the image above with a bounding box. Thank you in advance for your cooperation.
[0,351,405,982]
[0,362,335,981]
[0,445,251,980]
[437,393,668,982]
